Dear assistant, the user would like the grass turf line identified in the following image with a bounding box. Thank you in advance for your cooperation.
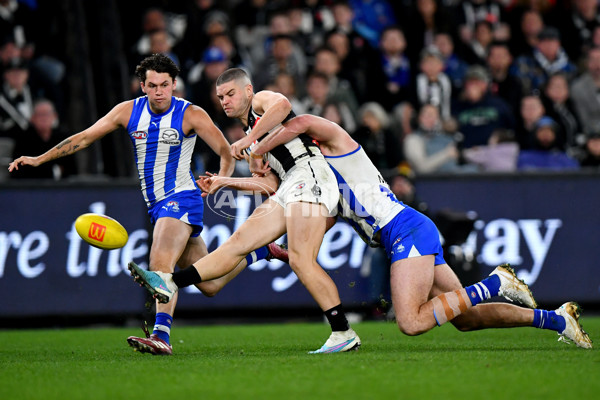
[1,319,599,400]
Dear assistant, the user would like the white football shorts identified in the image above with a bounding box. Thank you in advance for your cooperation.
[271,157,338,215]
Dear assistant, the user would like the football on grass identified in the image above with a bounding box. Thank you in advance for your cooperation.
[74,213,129,250]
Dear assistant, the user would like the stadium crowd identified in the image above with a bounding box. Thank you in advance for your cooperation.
[3,0,600,181]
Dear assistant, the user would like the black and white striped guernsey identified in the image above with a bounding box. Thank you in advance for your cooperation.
[245,107,322,180]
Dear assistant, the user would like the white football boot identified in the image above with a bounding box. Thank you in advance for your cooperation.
[489,264,538,308]
[556,302,593,349]
[309,328,361,354]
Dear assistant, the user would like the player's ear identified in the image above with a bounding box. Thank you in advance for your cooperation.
[246,83,253,97]
[140,82,146,94]
[173,78,177,91]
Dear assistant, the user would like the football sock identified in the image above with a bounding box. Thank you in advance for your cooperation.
[324,304,350,332]
[463,274,501,307]
[431,289,472,326]
[532,309,566,332]
[244,246,269,265]
[172,266,202,288]
[153,312,172,344]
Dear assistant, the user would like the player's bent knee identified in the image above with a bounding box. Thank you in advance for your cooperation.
[395,319,427,336]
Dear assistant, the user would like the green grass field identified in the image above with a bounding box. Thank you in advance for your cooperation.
[1,318,599,400]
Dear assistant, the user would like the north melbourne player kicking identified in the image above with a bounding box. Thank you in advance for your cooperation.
[8,54,281,356]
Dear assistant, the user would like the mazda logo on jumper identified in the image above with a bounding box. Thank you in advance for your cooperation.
[160,129,180,145]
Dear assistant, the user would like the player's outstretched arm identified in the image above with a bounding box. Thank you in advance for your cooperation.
[230,90,292,159]
[197,171,279,197]
[252,114,354,157]
[8,101,131,172]
[186,105,235,177]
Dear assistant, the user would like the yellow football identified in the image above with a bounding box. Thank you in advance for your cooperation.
[74,213,129,250]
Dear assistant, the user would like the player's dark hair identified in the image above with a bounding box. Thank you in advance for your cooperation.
[135,53,180,82]
[216,67,251,87]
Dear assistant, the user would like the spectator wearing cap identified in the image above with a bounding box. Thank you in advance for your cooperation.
[511,26,578,94]
[517,116,580,170]
[411,46,452,122]
[365,25,411,111]
[451,64,514,149]
[0,57,34,139]
[187,46,230,124]
[571,46,600,136]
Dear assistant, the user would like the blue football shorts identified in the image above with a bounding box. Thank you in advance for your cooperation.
[380,206,445,265]
[148,189,204,237]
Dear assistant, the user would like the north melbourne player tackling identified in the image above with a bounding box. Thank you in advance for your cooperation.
[249,114,592,349]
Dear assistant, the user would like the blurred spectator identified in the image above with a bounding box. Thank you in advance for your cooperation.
[571,47,600,135]
[462,128,519,172]
[353,101,402,177]
[455,0,509,45]
[187,46,231,119]
[0,0,37,61]
[413,46,453,121]
[301,71,356,132]
[577,131,600,168]
[515,94,545,149]
[508,9,544,58]
[451,65,515,148]
[149,29,180,67]
[434,31,469,93]
[462,20,495,66]
[325,29,368,103]
[403,104,460,174]
[207,32,249,70]
[130,8,181,69]
[271,72,306,115]
[487,40,524,115]
[328,0,375,66]
[540,72,582,151]
[517,116,580,170]
[253,34,306,91]
[312,45,359,119]
[548,0,600,63]
[0,57,33,139]
[401,0,457,66]
[321,101,348,131]
[247,11,307,78]
[10,99,76,179]
[286,1,334,58]
[179,0,229,68]
[348,0,397,48]
[365,25,411,111]
[512,26,577,94]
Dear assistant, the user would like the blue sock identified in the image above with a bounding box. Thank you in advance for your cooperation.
[244,246,269,265]
[464,275,501,306]
[153,312,172,344]
[532,309,566,332]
